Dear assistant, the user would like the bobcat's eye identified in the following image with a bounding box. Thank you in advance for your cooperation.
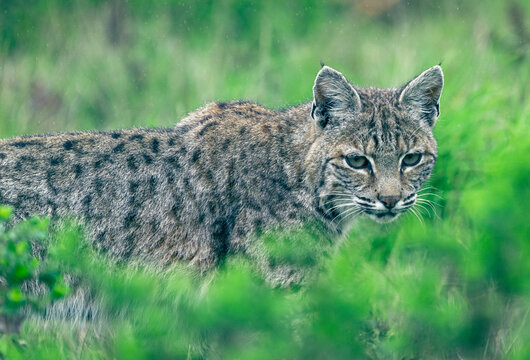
[402,153,422,167]
[345,155,370,169]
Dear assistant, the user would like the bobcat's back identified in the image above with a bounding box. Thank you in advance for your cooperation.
[0,101,317,272]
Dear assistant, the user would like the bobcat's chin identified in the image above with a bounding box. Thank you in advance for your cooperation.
[366,210,402,224]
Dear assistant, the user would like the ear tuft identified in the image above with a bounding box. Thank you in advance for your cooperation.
[399,65,444,127]
[312,66,361,129]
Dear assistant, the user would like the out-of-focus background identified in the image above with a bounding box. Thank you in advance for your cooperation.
[1,0,526,135]
[0,0,529,359]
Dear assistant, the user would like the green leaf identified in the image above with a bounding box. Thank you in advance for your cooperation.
[6,289,25,304]
[13,265,30,282]
[51,283,70,300]
[0,207,12,221]
[39,271,59,287]
[14,242,28,256]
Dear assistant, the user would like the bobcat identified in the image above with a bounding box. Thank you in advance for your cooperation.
[0,65,443,285]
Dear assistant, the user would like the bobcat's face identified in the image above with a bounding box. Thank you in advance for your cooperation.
[310,65,443,226]
[322,124,437,224]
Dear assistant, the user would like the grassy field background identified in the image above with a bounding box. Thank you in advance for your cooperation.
[0,0,529,358]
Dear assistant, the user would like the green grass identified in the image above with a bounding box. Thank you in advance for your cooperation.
[0,0,529,358]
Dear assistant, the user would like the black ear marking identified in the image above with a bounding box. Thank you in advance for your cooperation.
[311,101,329,128]
[318,114,329,128]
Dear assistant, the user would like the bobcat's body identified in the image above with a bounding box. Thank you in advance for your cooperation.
[0,102,320,269]
[0,65,444,285]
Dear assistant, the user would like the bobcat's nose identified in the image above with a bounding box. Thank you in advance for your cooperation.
[378,195,400,209]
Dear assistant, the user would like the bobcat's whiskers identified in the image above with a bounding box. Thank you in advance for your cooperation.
[318,192,363,226]
[406,185,444,223]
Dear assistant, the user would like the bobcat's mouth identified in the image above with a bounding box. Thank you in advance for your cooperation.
[375,211,396,218]
[363,209,400,223]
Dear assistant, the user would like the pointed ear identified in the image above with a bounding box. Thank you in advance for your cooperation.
[311,66,362,129]
[399,65,444,127]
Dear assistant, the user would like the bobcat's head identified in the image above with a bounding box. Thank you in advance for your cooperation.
[307,65,443,227]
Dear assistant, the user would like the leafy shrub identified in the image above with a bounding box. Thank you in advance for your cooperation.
[0,206,69,336]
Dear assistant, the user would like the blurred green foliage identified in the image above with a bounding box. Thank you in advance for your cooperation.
[0,0,529,358]
[0,206,68,339]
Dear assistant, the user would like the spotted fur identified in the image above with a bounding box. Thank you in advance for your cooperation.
[0,65,443,285]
